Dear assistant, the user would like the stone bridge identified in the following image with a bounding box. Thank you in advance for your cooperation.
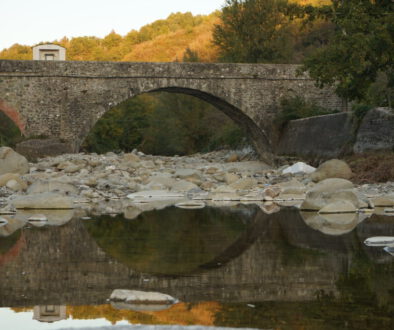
[0,60,343,162]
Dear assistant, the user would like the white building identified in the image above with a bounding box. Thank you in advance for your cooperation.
[33,305,67,322]
[32,44,66,61]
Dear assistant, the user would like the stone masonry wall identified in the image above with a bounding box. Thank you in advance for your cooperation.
[0,60,343,163]
[277,108,394,159]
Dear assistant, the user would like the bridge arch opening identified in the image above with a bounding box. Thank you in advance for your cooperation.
[81,87,272,162]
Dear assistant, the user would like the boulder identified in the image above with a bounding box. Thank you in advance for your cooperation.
[371,195,394,207]
[301,211,359,235]
[174,169,201,181]
[127,190,184,200]
[259,203,281,214]
[0,173,27,190]
[64,164,83,173]
[318,200,357,214]
[175,201,205,209]
[205,167,218,174]
[15,209,74,226]
[282,162,316,175]
[310,159,352,182]
[364,236,394,247]
[210,191,241,201]
[263,186,281,198]
[0,216,27,237]
[224,172,239,185]
[301,189,359,211]
[122,153,141,163]
[12,192,74,209]
[6,179,24,191]
[15,138,73,162]
[229,177,256,190]
[110,289,178,305]
[307,178,354,194]
[171,180,199,192]
[276,179,307,195]
[300,178,357,211]
[0,147,29,175]
[27,180,79,195]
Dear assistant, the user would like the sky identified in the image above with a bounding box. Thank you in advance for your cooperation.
[0,0,224,51]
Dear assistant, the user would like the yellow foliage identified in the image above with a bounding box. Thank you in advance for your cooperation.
[0,3,329,62]
[122,16,219,62]
[66,301,221,326]
[0,44,32,60]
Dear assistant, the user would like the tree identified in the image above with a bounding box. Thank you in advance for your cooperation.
[213,0,294,63]
[183,47,200,62]
[301,0,394,102]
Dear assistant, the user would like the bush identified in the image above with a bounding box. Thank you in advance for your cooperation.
[351,103,373,122]
[276,95,338,128]
[0,112,22,147]
[345,152,394,183]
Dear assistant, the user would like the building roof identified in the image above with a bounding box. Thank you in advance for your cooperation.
[32,44,66,50]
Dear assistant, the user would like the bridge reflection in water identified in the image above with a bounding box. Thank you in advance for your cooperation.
[0,205,393,328]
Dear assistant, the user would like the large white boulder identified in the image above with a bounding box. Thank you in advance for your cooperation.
[282,162,316,174]
[110,289,178,304]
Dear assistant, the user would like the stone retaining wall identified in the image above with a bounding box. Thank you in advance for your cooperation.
[277,108,393,159]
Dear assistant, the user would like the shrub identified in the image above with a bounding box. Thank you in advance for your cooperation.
[345,152,394,183]
[276,95,338,128]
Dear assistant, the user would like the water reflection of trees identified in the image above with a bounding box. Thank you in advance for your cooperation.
[84,205,259,275]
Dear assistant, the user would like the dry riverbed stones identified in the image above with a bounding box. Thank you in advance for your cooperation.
[0,147,392,222]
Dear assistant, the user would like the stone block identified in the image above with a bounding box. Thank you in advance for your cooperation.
[16,139,73,161]
[354,108,394,153]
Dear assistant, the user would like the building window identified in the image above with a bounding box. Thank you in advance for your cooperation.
[45,54,55,61]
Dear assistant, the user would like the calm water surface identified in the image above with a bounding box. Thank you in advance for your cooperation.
[0,205,393,330]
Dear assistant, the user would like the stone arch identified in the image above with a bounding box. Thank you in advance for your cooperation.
[81,86,274,163]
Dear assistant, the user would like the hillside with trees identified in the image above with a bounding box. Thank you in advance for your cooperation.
[0,12,220,63]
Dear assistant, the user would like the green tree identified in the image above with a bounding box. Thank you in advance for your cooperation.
[0,112,22,147]
[213,0,294,63]
[301,0,394,102]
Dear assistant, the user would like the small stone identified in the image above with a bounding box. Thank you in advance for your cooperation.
[6,179,24,191]
[224,172,239,185]
[226,153,239,162]
[205,167,218,174]
[0,173,27,190]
